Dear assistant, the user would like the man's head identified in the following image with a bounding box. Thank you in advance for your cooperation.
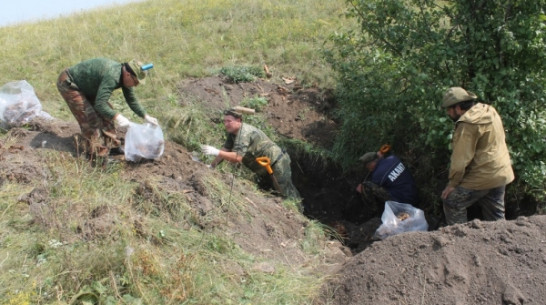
[442,87,478,121]
[442,87,477,108]
[223,108,243,134]
[124,59,147,86]
[359,151,380,171]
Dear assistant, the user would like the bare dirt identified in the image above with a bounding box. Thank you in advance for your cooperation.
[2,75,546,304]
[317,217,546,305]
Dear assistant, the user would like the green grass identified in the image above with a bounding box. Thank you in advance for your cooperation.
[0,151,328,304]
[0,0,349,121]
[0,0,351,304]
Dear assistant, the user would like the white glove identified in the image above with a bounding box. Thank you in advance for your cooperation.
[201,145,220,156]
[144,114,158,126]
[115,114,131,127]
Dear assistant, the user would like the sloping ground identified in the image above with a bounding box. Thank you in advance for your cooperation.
[0,117,348,273]
[317,216,546,305]
[2,76,546,304]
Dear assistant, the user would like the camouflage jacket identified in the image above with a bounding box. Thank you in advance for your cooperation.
[67,58,146,120]
[223,123,283,175]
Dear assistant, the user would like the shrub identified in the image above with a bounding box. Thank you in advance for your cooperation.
[325,0,546,214]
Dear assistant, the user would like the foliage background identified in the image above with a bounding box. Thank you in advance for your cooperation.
[324,0,546,213]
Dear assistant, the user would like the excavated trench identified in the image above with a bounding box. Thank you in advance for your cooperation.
[288,153,383,252]
[288,152,535,253]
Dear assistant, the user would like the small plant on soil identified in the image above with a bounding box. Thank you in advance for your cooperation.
[220,65,266,83]
[240,96,269,112]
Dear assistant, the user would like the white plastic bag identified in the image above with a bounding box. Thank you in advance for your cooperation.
[124,122,165,162]
[0,80,52,127]
[374,201,428,240]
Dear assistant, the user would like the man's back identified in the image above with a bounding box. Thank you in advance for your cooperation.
[450,103,514,190]
[371,155,419,204]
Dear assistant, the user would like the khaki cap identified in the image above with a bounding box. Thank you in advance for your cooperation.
[359,152,378,165]
[223,106,255,118]
[441,87,477,108]
[223,108,243,118]
[127,59,147,84]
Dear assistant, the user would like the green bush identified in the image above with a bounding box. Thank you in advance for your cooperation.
[325,0,546,213]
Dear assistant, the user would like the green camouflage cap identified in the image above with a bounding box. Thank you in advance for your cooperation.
[441,87,477,108]
[127,59,147,84]
[359,152,378,164]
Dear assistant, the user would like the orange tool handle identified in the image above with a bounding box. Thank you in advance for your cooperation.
[256,156,273,174]
[379,144,391,154]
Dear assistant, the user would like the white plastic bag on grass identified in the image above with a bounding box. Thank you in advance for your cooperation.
[124,122,164,162]
[0,80,52,127]
[374,201,428,240]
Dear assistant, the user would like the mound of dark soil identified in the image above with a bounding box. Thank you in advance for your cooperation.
[317,216,546,305]
[178,75,338,147]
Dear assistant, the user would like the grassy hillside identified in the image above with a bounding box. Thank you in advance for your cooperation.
[0,0,351,304]
[0,0,349,120]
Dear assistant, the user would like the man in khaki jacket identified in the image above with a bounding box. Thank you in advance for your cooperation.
[440,87,514,225]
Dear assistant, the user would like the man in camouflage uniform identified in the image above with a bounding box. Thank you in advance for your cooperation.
[201,108,301,202]
[440,87,514,225]
[56,58,158,159]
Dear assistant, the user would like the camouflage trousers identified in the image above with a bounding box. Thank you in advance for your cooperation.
[443,185,506,225]
[273,153,301,201]
[358,181,390,213]
[56,69,120,158]
[257,153,301,201]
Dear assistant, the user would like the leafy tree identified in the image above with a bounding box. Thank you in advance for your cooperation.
[324,0,546,214]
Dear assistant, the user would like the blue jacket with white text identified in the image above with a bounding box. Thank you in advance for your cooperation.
[371,155,419,205]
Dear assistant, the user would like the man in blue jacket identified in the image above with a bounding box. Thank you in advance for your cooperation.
[356,148,419,210]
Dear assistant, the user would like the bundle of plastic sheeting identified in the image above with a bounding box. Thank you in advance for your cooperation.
[0,80,52,128]
[124,122,164,162]
[374,201,429,240]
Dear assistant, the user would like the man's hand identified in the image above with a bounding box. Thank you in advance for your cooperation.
[201,145,220,156]
[441,185,455,200]
[144,114,159,126]
[115,114,131,127]
[356,183,363,193]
